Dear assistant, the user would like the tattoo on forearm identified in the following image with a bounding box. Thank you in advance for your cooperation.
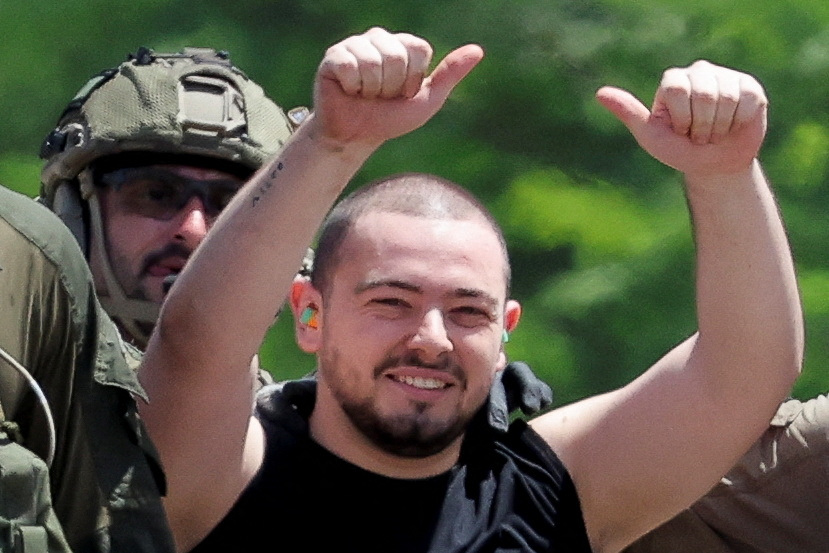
[251,161,284,207]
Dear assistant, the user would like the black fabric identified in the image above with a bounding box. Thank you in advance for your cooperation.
[191,409,591,553]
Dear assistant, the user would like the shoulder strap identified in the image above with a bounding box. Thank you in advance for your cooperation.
[0,346,55,467]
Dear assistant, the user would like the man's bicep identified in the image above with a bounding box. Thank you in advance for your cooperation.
[529,336,758,552]
[138,339,262,544]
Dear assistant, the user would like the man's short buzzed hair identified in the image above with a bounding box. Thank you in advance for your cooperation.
[311,172,511,295]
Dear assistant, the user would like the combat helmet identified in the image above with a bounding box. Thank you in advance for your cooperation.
[39,46,306,347]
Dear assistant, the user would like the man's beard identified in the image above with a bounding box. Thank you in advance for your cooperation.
[110,242,193,302]
[326,349,478,458]
[339,396,473,458]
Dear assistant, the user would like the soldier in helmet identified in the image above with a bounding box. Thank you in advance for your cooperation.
[0,46,301,553]
[39,46,303,349]
[0,182,173,553]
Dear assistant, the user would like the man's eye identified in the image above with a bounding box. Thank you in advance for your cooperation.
[455,306,488,316]
[450,306,492,327]
[143,182,179,203]
[371,298,410,308]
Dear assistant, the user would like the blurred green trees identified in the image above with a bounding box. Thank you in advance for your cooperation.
[2,0,827,405]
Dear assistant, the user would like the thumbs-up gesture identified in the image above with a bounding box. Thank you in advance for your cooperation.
[310,27,484,151]
[597,60,768,179]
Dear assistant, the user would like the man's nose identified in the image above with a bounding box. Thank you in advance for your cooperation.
[171,195,210,248]
[407,309,453,361]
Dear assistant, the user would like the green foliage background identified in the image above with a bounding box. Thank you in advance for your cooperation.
[2,1,828,406]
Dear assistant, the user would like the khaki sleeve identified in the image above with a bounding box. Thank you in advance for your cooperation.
[0,199,83,461]
[624,395,829,553]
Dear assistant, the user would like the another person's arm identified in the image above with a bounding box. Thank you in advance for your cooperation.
[531,61,803,553]
[624,394,829,553]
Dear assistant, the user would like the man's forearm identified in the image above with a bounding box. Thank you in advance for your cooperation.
[686,159,802,404]
[152,116,376,373]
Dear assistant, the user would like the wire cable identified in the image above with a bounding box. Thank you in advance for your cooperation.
[0,345,56,468]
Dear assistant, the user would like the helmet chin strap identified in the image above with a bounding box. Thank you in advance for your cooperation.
[79,169,160,349]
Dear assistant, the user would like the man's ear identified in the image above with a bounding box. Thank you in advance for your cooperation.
[505,300,521,333]
[496,300,522,372]
[292,277,323,353]
[289,275,310,318]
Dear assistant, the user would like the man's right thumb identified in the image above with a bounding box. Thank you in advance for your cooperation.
[426,44,485,100]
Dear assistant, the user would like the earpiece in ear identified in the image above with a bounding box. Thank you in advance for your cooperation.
[300,307,319,329]
[502,329,510,343]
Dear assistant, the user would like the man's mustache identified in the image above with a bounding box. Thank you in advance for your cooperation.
[374,352,464,385]
[141,243,193,295]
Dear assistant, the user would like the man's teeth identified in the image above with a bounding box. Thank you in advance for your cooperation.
[395,375,446,390]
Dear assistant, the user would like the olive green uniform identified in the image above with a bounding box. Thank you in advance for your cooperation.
[0,185,175,553]
[624,395,829,553]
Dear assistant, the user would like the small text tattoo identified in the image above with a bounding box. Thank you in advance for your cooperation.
[252,162,284,207]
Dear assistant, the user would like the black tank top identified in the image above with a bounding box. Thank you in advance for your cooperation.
[191,414,591,553]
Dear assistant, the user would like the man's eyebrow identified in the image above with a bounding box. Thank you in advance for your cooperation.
[454,288,500,310]
[355,279,421,294]
[355,281,499,307]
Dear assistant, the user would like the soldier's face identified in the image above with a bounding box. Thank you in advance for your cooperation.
[92,164,244,304]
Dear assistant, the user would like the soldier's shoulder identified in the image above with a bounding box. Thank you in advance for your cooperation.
[0,185,93,305]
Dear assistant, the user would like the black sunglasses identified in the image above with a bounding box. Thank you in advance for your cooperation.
[98,166,244,221]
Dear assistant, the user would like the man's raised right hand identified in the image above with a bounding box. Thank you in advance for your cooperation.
[309,27,484,151]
